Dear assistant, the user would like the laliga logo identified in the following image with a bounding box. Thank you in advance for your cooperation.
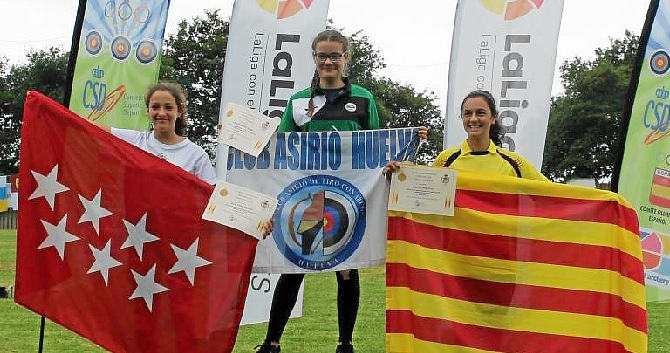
[256,0,315,19]
[274,175,366,270]
[480,0,545,20]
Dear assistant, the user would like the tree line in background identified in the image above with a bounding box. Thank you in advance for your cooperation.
[541,30,639,182]
[0,10,639,184]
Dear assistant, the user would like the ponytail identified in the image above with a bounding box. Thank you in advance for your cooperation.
[307,69,319,117]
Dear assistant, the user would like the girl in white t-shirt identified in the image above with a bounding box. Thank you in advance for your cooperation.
[94,83,273,236]
[97,82,217,184]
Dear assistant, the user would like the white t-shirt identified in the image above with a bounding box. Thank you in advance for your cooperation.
[111,128,217,184]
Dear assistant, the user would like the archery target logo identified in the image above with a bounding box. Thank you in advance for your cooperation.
[274,175,366,270]
[86,1,156,61]
[650,50,670,76]
[136,40,158,64]
[256,0,315,19]
[111,36,131,61]
[479,0,545,20]
[85,31,103,56]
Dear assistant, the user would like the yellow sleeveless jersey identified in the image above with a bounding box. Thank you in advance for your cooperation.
[433,139,549,181]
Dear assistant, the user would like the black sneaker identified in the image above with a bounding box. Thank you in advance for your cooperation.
[335,343,354,353]
[255,343,280,353]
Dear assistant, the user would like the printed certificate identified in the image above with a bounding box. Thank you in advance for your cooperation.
[218,102,280,156]
[388,164,457,216]
[202,181,278,240]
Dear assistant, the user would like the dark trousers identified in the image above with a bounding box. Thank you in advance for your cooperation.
[265,269,360,343]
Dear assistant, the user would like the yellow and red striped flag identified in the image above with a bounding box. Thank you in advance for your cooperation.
[649,168,670,208]
[386,171,646,353]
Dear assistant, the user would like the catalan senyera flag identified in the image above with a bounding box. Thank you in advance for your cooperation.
[386,171,646,353]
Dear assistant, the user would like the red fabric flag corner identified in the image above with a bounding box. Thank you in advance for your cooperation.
[15,91,257,353]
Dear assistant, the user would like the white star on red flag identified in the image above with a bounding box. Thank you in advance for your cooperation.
[168,238,212,285]
[121,214,159,260]
[87,240,122,286]
[78,189,112,235]
[129,264,168,311]
[29,165,70,210]
[39,215,79,260]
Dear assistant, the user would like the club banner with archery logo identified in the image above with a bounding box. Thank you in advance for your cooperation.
[615,0,670,302]
[67,0,170,129]
[214,0,330,177]
[444,0,564,168]
[226,128,421,273]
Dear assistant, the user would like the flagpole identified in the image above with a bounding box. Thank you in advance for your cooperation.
[38,316,45,353]
[38,0,87,349]
[611,0,659,192]
[63,0,88,108]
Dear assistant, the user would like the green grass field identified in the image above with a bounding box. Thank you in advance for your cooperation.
[1,229,668,352]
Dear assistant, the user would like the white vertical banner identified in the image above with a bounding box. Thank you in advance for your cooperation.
[215,0,331,177]
[444,0,564,168]
[240,274,304,325]
[216,0,331,324]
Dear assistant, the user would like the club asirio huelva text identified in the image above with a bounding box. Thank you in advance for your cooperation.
[227,129,419,171]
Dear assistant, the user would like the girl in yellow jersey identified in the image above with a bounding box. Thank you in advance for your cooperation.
[385,90,548,181]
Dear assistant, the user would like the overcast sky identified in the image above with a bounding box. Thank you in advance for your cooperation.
[0,0,651,114]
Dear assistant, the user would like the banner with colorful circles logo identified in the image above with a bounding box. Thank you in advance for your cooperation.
[617,0,670,302]
[68,0,170,130]
[226,128,421,273]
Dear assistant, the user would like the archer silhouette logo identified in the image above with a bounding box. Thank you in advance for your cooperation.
[274,175,366,270]
[256,0,315,19]
[480,0,545,20]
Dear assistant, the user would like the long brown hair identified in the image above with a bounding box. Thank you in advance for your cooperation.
[307,29,350,117]
[145,82,188,136]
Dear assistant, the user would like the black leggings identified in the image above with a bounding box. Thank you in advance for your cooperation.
[265,270,360,343]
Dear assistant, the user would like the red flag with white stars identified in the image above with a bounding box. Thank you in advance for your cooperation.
[15,91,258,353]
